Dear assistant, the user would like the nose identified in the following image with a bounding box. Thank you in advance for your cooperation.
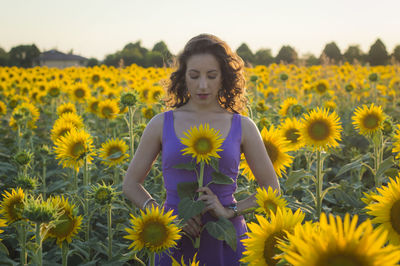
[199,76,208,89]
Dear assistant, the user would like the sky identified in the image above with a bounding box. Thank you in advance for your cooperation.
[1,0,399,60]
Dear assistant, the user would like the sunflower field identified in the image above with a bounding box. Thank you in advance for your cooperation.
[0,63,400,265]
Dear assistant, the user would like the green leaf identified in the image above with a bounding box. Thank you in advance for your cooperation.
[210,171,234,185]
[107,151,123,160]
[321,183,340,201]
[285,170,314,190]
[210,157,220,172]
[333,189,364,208]
[336,154,370,177]
[173,162,197,171]
[177,182,198,200]
[376,156,394,180]
[204,217,237,251]
[0,242,9,255]
[178,198,205,223]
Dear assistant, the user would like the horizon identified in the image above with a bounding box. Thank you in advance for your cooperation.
[1,0,399,60]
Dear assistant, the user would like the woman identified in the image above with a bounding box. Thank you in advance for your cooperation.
[123,34,279,265]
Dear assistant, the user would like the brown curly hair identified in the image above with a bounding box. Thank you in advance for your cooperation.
[165,34,246,113]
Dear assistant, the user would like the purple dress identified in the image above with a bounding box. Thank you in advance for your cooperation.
[156,110,248,266]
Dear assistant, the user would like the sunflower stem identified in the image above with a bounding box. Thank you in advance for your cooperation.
[128,107,136,160]
[107,203,113,260]
[149,251,155,266]
[42,158,47,200]
[61,241,69,266]
[83,156,91,257]
[315,150,323,218]
[17,222,27,265]
[73,168,78,191]
[198,161,205,194]
[35,222,43,266]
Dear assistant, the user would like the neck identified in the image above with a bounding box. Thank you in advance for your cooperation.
[184,99,224,113]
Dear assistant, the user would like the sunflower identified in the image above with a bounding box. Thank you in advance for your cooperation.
[300,107,342,151]
[0,219,6,241]
[365,175,400,245]
[141,106,156,120]
[279,97,298,117]
[9,101,40,130]
[69,83,90,103]
[51,121,76,142]
[56,112,84,129]
[99,138,129,167]
[361,190,380,205]
[57,102,76,116]
[98,99,120,119]
[180,123,224,164]
[240,154,256,181]
[171,253,200,266]
[86,97,100,115]
[54,128,96,172]
[278,213,400,266]
[46,196,82,246]
[352,103,385,136]
[393,125,400,159]
[0,188,25,224]
[279,117,304,150]
[241,208,305,266]
[124,205,181,253]
[0,101,7,117]
[313,79,330,95]
[255,186,287,216]
[260,126,293,178]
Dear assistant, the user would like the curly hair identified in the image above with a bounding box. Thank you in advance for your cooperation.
[165,34,246,113]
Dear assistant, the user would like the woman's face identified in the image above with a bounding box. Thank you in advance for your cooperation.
[185,53,222,106]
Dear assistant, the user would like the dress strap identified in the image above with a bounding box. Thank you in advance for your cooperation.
[163,110,174,144]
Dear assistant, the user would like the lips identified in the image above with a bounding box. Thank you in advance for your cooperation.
[197,93,210,99]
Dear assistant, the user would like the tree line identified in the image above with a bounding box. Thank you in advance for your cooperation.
[1,38,399,68]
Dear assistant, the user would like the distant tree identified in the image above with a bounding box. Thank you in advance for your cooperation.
[144,51,164,67]
[321,42,342,63]
[343,45,365,64]
[0,47,9,66]
[152,41,173,64]
[8,44,40,67]
[254,48,274,66]
[104,41,149,67]
[236,43,254,65]
[86,58,99,67]
[303,53,320,66]
[275,45,298,64]
[368,39,389,66]
[392,45,400,63]
[103,53,121,67]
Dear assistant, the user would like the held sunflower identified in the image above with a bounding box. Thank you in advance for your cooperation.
[180,123,224,164]
[124,205,181,253]
[278,213,400,266]
[300,107,342,151]
[352,103,385,136]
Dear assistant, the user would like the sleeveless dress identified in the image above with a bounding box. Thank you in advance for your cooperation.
[156,110,248,266]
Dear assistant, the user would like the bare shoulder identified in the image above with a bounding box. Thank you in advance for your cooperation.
[240,115,259,136]
[141,112,165,143]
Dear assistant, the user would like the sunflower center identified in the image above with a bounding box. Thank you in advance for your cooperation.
[102,107,112,117]
[263,200,277,213]
[61,108,74,115]
[285,128,300,143]
[71,142,85,157]
[92,74,100,83]
[316,83,328,93]
[90,102,99,112]
[318,252,368,266]
[263,231,285,265]
[390,200,400,235]
[74,88,85,98]
[51,213,74,237]
[108,146,123,160]
[194,138,212,154]
[49,87,60,97]
[308,120,330,141]
[362,114,380,129]
[264,141,278,164]
[140,221,168,247]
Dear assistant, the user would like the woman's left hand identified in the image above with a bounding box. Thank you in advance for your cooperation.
[197,187,233,219]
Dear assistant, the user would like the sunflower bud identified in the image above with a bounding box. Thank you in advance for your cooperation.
[250,75,258,83]
[14,174,38,192]
[280,73,289,81]
[368,73,378,82]
[90,182,117,206]
[382,119,393,135]
[120,92,137,107]
[289,104,306,118]
[258,117,270,130]
[345,83,354,92]
[14,150,32,166]
[22,195,61,224]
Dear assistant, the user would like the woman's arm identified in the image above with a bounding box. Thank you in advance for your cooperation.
[122,113,163,210]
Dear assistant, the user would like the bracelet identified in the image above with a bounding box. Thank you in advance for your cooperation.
[142,198,156,210]
[227,203,239,218]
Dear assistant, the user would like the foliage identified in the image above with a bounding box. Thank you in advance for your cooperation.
[368,38,389,66]
[276,45,298,64]
[321,42,342,63]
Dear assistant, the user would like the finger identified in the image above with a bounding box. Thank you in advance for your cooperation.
[197,186,213,195]
[183,223,198,237]
[187,219,201,233]
[193,215,202,226]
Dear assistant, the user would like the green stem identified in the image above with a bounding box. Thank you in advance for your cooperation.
[42,158,47,200]
[73,169,78,191]
[83,157,91,257]
[149,251,155,266]
[35,222,42,266]
[128,107,135,160]
[107,204,112,260]
[62,241,68,266]
[17,222,27,265]
[198,161,205,193]
[315,150,323,218]
[113,166,119,185]
[17,124,21,150]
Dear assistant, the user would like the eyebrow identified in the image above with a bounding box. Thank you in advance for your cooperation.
[188,69,218,74]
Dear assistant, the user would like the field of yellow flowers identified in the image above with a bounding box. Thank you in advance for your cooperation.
[0,63,400,265]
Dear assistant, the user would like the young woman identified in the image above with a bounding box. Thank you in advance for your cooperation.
[123,34,279,265]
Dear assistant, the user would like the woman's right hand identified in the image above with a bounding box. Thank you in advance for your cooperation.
[182,215,202,238]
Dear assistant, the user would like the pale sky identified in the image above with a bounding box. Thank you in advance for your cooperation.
[1,0,399,60]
